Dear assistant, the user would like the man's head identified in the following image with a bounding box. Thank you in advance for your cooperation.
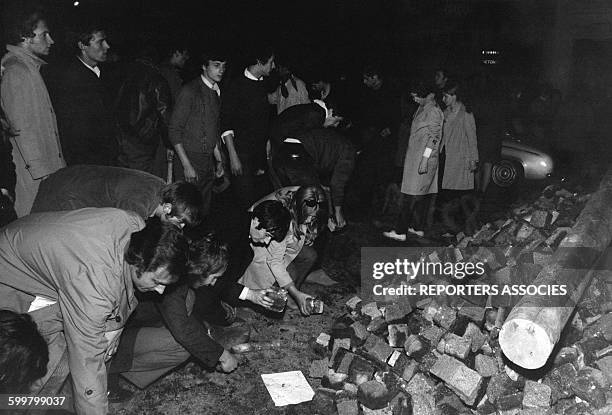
[434,68,449,89]
[158,181,203,228]
[247,44,275,78]
[73,25,110,67]
[125,218,189,294]
[168,46,189,68]
[201,49,227,84]
[184,233,229,289]
[249,200,291,246]
[6,9,54,56]
[0,310,48,394]
[362,64,383,91]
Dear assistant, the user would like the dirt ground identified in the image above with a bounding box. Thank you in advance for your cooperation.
[109,166,603,415]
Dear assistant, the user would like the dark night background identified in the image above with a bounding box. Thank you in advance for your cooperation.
[1,0,557,83]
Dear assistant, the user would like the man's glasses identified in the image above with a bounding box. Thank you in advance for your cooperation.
[304,199,326,208]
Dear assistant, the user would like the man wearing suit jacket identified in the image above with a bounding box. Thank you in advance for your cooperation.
[168,50,226,215]
[49,25,118,166]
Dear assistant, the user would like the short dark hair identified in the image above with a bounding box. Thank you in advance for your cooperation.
[184,233,229,287]
[0,310,48,394]
[251,200,291,242]
[442,79,472,113]
[161,182,203,227]
[410,82,438,99]
[4,7,46,46]
[67,23,105,53]
[125,217,189,283]
[200,47,228,66]
[247,43,274,67]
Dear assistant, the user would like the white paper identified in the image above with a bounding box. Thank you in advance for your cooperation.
[261,370,315,406]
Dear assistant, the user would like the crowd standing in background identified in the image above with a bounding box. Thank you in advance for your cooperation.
[0,4,595,414]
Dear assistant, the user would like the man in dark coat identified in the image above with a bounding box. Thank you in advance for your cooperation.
[48,25,118,166]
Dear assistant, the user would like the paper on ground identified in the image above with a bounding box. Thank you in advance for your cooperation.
[261,370,315,406]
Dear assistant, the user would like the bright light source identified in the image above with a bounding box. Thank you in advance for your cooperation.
[73,1,80,6]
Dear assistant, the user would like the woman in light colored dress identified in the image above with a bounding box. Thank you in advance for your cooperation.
[384,84,443,240]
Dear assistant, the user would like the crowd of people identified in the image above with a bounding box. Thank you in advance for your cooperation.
[0,5,582,415]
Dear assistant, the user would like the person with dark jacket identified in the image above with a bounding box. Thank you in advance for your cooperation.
[48,25,117,166]
[169,50,226,215]
[221,44,275,211]
[107,232,274,401]
[270,103,355,229]
[114,46,171,176]
[0,107,17,227]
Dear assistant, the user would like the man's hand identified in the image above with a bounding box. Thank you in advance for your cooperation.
[418,156,428,174]
[246,288,275,308]
[183,164,198,183]
[469,160,478,172]
[380,127,391,137]
[215,161,225,178]
[104,328,123,362]
[292,291,312,316]
[218,349,239,373]
[230,155,243,176]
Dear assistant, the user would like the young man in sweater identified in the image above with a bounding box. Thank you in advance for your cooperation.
[169,49,227,216]
[221,44,276,213]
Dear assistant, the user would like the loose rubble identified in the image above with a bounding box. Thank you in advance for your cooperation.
[304,185,612,414]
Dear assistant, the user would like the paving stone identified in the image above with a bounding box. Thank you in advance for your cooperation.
[336,399,359,415]
[312,387,337,415]
[441,333,471,360]
[364,335,394,363]
[404,373,435,395]
[384,303,412,323]
[387,350,411,376]
[389,391,412,415]
[496,392,523,411]
[529,210,550,228]
[348,355,377,385]
[570,366,608,409]
[331,338,352,363]
[458,305,486,324]
[421,325,446,344]
[367,316,387,333]
[552,346,579,368]
[434,305,457,330]
[350,321,370,346]
[357,380,391,410]
[362,302,383,320]
[346,296,362,311]
[595,356,612,384]
[321,370,348,390]
[316,332,331,348]
[410,393,437,415]
[522,380,551,408]
[486,373,521,404]
[387,324,410,347]
[543,362,577,402]
[404,335,429,360]
[336,351,356,375]
[400,359,418,382]
[309,358,329,378]
[475,354,499,377]
[359,404,393,415]
[429,354,483,405]
[463,322,487,352]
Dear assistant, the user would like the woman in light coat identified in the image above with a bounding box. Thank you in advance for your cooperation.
[439,80,478,193]
[384,84,443,240]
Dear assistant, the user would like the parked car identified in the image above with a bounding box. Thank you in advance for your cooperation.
[492,133,554,187]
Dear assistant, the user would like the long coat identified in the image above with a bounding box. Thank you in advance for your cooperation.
[441,104,479,190]
[401,101,444,195]
[0,209,143,415]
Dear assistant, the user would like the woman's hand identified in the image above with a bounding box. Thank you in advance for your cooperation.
[230,155,243,176]
[291,290,312,316]
[246,288,275,308]
[418,156,429,174]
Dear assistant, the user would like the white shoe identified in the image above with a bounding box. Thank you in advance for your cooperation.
[383,230,407,241]
[407,228,425,238]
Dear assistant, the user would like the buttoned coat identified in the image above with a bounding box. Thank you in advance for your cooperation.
[400,101,444,195]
